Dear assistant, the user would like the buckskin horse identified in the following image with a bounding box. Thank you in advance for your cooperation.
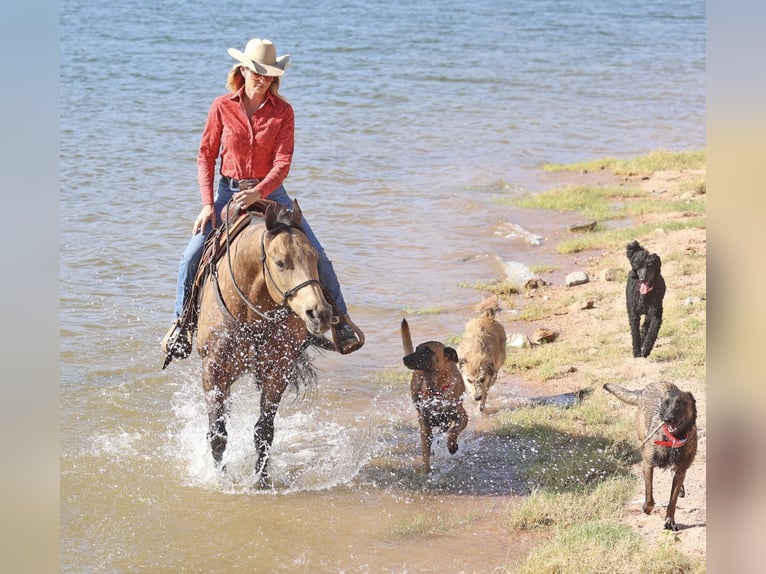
[193,199,333,487]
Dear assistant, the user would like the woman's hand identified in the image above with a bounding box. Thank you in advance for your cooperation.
[192,204,215,235]
[233,189,259,211]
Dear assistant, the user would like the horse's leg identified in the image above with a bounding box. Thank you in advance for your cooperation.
[253,375,290,488]
[202,360,233,467]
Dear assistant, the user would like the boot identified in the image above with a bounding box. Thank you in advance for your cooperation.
[331,313,365,354]
[161,318,192,360]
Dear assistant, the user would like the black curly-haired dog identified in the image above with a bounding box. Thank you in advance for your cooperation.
[626,240,666,358]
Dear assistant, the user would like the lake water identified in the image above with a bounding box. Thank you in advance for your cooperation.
[60,0,705,571]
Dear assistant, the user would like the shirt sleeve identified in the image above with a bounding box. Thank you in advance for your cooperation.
[256,104,295,199]
[196,99,223,206]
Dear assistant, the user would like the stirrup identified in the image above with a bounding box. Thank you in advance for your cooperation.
[331,314,365,355]
[161,319,192,368]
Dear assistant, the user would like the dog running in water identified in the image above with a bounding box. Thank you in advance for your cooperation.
[457,296,507,412]
[401,318,468,473]
[604,381,698,530]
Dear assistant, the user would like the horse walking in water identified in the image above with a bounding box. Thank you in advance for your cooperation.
[195,199,333,486]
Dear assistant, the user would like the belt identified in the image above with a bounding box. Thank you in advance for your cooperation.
[221,175,261,191]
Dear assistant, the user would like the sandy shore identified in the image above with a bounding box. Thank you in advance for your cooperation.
[500,167,707,562]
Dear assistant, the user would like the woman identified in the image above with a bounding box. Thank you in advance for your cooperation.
[162,38,364,357]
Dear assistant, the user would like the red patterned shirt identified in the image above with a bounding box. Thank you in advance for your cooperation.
[196,89,295,205]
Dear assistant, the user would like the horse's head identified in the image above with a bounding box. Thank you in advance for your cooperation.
[261,200,333,335]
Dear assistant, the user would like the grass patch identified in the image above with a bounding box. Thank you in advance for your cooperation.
[402,306,449,315]
[542,148,705,175]
[494,398,637,493]
[529,264,559,275]
[507,521,704,574]
[505,477,635,530]
[484,149,706,572]
[391,509,480,538]
[371,367,411,386]
[466,279,522,296]
[504,317,626,384]
[509,185,643,221]
[555,217,706,254]
[503,187,705,238]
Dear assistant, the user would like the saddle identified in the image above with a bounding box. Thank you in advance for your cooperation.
[163,199,353,368]
[178,199,276,337]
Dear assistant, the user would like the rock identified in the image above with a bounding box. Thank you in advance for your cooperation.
[565,271,589,287]
[684,296,704,306]
[531,328,559,345]
[568,220,598,233]
[524,278,548,290]
[568,300,594,312]
[507,333,532,348]
[600,268,621,282]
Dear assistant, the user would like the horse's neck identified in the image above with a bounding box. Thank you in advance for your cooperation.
[219,225,275,315]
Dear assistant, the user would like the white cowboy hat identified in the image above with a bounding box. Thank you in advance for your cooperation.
[227,38,290,77]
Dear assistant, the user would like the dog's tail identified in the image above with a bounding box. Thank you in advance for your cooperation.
[401,318,414,355]
[603,383,642,406]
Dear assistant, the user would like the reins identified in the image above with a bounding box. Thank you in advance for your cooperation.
[217,201,321,325]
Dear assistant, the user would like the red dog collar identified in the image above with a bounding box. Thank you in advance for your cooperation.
[653,423,687,448]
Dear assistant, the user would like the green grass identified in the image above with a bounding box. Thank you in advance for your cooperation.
[555,217,706,254]
[542,148,705,175]
[390,510,480,538]
[510,185,644,221]
[463,279,522,297]
[529,264,559,275]
[505,477,635,530]
[508,521,704,574]
[401,306,449,315]
[494,397,637,493]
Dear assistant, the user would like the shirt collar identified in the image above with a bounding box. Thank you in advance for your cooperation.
[229,87,274,109]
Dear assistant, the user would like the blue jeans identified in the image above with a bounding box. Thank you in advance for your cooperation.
[174,179,347,317]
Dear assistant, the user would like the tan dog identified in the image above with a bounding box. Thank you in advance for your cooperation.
[457,297,507,412]
[603,381,698,530]
[401,318,468,473]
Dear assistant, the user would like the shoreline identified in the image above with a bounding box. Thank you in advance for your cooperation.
[495,164,706,568]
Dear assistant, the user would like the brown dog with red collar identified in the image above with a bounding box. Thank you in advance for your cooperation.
[604,381,698,530]
[401,318,468,473]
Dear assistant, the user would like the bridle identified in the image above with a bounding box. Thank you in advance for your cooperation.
[258,231,322,307]
[219,206,321,324]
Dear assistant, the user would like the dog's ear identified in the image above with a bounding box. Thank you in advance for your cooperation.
[444,347,459,363]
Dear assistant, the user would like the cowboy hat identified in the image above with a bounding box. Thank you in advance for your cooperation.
[227,38,290,77]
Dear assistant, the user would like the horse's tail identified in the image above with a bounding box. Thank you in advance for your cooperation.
[401,318,414,355]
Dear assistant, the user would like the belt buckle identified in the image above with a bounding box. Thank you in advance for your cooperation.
[227,177,240,191]
[239,178,260,191]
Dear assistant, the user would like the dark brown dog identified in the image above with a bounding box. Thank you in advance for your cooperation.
[401,318,468,473]
[603,381,698,530]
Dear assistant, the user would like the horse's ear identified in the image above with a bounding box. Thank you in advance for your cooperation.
[291,199,302,226]
[264,203,277,230]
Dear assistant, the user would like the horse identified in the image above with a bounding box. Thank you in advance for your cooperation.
[195,199,333,487]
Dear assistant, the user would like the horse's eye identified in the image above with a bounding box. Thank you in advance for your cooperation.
[274,260,286,270]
